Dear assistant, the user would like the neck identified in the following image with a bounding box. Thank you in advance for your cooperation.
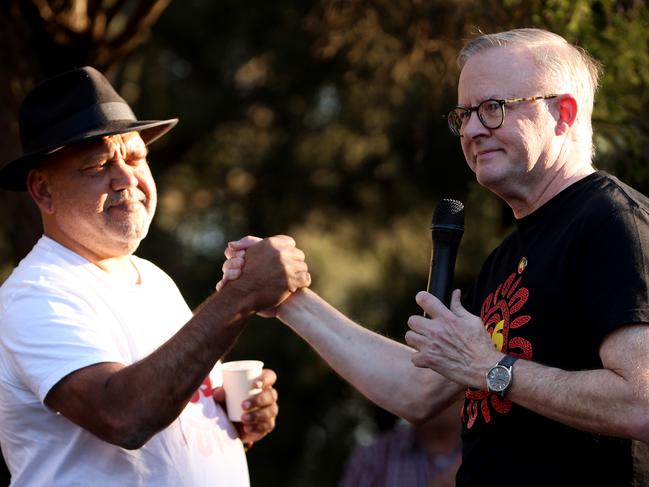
[509,165,594,219]
[94,255,141,284]
[502,151,595,219]
[43,228,141,284]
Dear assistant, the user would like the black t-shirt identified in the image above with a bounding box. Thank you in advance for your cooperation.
[457,171,649,486]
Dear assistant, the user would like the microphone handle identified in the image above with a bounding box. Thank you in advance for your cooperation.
[429,243,459,307]
[425,242,459,317]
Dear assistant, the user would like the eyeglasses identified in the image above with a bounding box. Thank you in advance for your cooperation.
[443,94,558,136]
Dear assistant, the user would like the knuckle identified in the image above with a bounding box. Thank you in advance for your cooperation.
[279,235,296,246]
[256,394,269,407]
[266,370,277,385]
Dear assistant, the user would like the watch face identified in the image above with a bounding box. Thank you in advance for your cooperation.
[487,365,511,392]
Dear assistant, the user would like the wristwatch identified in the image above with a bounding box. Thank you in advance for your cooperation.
[486,355,518,397]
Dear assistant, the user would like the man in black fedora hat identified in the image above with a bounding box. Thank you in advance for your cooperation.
[0,66,311,486]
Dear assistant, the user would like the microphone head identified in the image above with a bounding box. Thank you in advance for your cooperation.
[432,198,465,233]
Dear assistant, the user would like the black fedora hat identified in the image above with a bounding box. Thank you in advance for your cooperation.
[0,66,178,191]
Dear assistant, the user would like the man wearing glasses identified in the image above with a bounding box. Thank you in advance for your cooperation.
[222,28,649,485]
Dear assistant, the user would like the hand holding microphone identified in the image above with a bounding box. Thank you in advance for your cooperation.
[407,199,498,383]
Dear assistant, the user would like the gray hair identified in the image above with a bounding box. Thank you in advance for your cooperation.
[458,28,602,159]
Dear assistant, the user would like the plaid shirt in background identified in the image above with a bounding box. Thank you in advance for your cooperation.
[339,423,461,487]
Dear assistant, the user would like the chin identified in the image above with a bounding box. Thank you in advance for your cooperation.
[113,219,150,240]
[109,238,144,257]
[104,228,148,256]
[475,169,506,190]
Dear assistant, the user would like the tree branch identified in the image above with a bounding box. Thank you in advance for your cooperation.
[101,0,171,66]
[105,0,130,25]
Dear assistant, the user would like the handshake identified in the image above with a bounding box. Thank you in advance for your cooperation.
[214,235,311,316]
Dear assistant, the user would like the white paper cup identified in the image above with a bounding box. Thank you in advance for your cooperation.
[221,360,264,422]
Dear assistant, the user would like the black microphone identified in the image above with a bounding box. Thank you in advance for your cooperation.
[425,199,465,312]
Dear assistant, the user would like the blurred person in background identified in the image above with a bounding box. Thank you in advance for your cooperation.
[339,400,461,487]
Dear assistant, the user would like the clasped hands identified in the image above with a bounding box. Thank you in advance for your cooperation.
[217,236,503,420]
[217,235,500,402]
[216,235,310,317]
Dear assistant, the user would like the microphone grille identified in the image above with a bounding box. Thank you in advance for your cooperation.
[432,198,465,230]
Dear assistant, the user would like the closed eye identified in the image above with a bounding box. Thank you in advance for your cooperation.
[80,160,109,174]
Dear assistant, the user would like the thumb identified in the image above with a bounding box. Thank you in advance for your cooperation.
[229,235,262,251]
[449,289,468,315]
[212,386,226,406]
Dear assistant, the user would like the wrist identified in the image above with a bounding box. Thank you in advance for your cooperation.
[209,284,257,322]
[275,288,309,323]
[486,354,518,397]
[467,351,503,390]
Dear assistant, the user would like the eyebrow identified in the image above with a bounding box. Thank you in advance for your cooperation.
[81,142,148,162]
[457,94,501,107]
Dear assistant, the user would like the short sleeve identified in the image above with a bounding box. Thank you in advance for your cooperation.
[577,205,649,347]
[1,281,126,403]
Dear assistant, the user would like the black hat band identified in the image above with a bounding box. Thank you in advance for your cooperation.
[25,102,137,153]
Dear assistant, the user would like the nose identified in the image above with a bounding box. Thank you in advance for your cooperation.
[110,158,139,192]
[461,110,490,139]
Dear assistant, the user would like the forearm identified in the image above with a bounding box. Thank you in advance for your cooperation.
[506,358,649,441]
[47,236,310,448]
[48,285,254,449]
[408,290,649,442]
[277,289,462,422]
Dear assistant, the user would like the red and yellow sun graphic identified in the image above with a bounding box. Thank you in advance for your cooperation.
[463,262,533,428]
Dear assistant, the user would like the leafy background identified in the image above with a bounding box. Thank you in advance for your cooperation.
[0,1,648,485]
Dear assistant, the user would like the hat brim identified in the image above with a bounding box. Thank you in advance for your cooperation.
[0,118,178,191]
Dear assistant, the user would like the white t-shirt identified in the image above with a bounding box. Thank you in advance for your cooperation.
[0,236,249,486]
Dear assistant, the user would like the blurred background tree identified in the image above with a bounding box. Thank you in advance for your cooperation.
[1,0,648,485]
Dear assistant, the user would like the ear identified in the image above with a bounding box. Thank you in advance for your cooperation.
[554,95,578,136]
[27,168,55,214]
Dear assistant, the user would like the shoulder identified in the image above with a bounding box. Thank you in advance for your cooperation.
[1,237,87,308]
[543,172,649,242]
[578,172,649,217]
